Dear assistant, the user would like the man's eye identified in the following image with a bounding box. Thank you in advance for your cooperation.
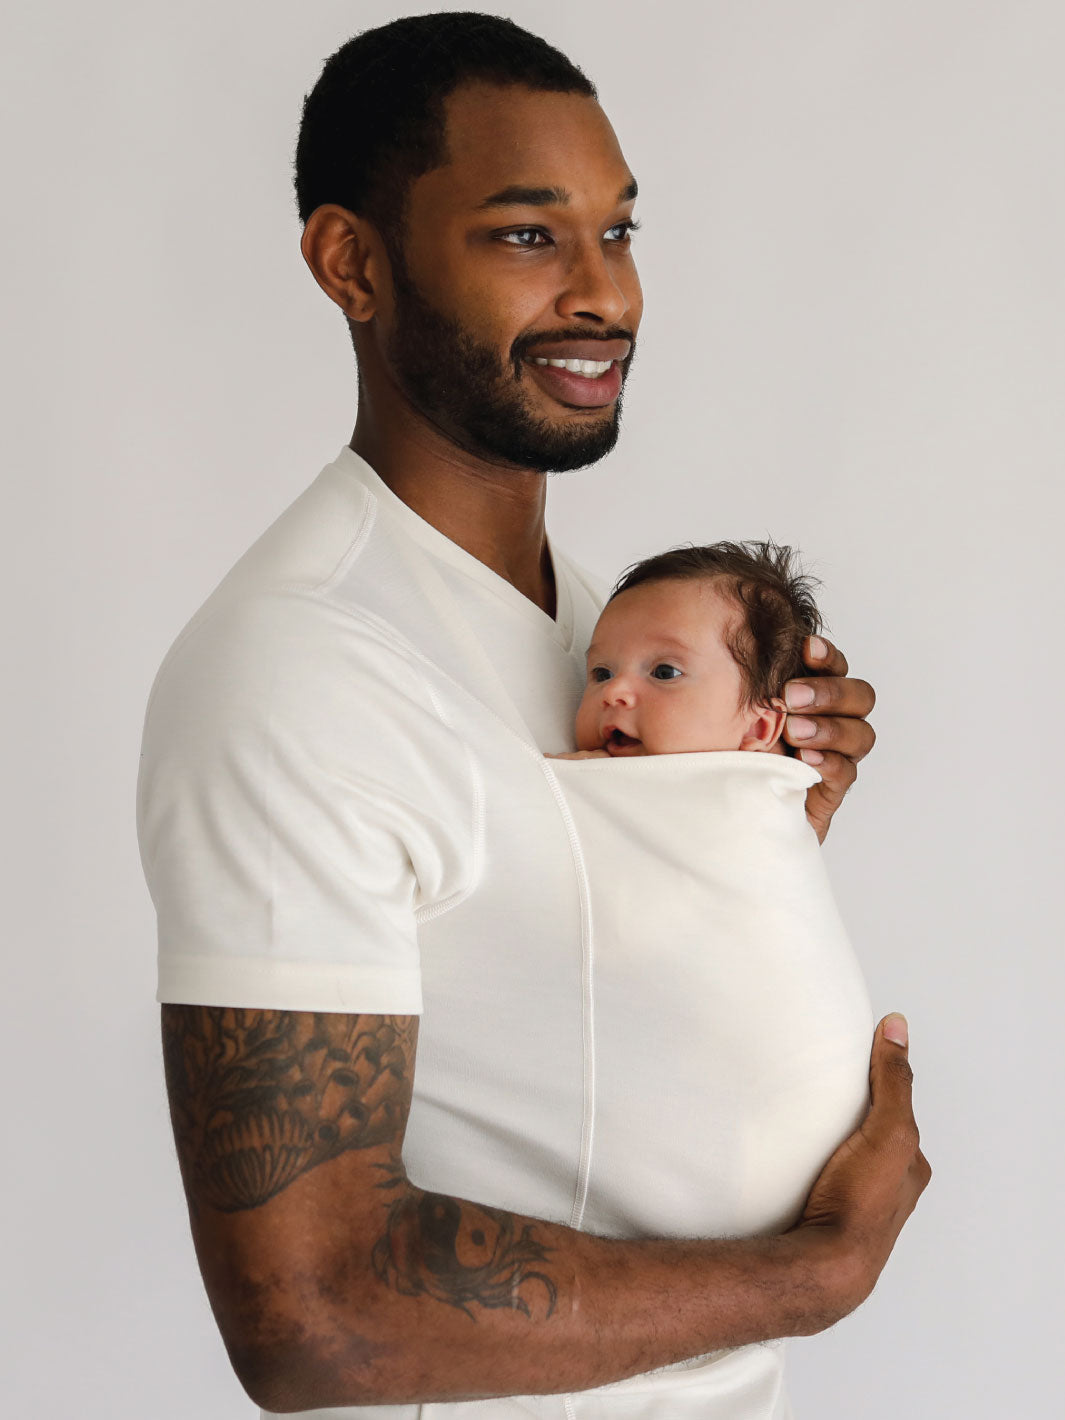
[651,663,681,680]
[590,666,612,683]
[605,219,641,244]
[499,228,550,248]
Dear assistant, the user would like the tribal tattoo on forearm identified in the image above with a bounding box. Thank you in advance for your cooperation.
[161,1008,416,1212]
[162,1007,558,1320]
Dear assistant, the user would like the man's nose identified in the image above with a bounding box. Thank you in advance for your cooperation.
[556,242,631,327]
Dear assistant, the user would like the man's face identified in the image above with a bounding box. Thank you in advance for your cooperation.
[575,580,756,755]
[378,83,643,473]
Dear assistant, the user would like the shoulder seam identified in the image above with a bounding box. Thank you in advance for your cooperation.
[144,480,378,720]
[313,485,378,597]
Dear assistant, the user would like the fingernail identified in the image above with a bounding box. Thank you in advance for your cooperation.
[788,716,817,740]
[884,1013,909,1047]
[785,682,815,709]
[808,636,828,660]
[799,748,824,765]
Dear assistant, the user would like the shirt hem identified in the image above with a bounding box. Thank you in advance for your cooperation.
[157,955,423,1014]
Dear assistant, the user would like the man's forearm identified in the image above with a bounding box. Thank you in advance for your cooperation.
[201,1169,851,1413]
[167,1008,923,1414]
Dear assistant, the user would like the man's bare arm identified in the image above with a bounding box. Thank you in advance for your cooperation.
[162,1007,928,1413]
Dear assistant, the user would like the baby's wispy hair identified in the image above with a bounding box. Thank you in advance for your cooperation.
[610,540,823,707]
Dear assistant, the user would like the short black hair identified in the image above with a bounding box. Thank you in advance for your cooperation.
[294,12,596,247]
[611,541,823,707]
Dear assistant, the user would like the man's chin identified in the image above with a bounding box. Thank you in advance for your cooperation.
[511,406,623,474]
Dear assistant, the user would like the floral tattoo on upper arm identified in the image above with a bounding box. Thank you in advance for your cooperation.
[161,1008,416,1213]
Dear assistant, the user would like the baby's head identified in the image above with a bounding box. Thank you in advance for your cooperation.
[575,541,822,757]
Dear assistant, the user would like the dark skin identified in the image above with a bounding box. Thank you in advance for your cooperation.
[163,82,926,1410]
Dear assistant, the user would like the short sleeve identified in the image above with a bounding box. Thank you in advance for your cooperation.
[137,590,476,1014]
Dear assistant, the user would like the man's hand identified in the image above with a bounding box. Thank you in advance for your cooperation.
[783,635,876,843]
[791,1014,931,1315]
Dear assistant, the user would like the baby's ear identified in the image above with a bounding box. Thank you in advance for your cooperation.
[738,696,787,752]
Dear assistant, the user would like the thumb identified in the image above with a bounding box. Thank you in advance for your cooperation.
[881,1012,909,1050]
[867,1013,915,1125]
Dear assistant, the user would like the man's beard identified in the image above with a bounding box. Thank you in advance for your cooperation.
[385,269,633,474]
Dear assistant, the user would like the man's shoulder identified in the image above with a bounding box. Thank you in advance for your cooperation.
[148,455,436,713]
[162,455,372,637]
[143,575,447,788]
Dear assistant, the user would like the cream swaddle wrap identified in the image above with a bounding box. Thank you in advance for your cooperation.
[546,751,873,1244]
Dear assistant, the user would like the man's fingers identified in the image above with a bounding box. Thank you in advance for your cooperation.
[801,635,849,678]
[801,755,857,843]
[882,1013,909,1048]
[785,713,876,761]
[870,1013,914,1111]
[783,674,876,761]
[802,750,859,796]
[784,648,876,840]
[784,675,875,718]
[867,1014,920,1146]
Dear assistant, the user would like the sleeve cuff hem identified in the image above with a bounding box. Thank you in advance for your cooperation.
[157,954,423,1015]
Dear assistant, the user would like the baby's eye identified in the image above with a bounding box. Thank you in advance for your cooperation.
[590,666,612,683]
[651,663,682,681]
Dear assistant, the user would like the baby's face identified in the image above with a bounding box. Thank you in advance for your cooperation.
[575,579,763,756]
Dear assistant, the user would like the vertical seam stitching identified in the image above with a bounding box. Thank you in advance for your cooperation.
[540,761,597,1231]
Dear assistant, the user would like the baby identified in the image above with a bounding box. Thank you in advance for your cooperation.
[540,538,873,1253]
[551,539,821,759]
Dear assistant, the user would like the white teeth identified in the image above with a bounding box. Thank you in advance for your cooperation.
[531,357,614,377]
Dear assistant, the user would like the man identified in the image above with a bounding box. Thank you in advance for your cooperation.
[139,14,929,1418]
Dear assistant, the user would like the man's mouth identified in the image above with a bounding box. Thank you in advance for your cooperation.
[522,339,631,410]
[530,356,616,378]
[603,727,644,757]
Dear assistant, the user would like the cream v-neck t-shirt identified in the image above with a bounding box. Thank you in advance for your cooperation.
[139,447,870,1420]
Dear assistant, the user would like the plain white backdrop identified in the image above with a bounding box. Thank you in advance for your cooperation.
[4,2,1062,1415]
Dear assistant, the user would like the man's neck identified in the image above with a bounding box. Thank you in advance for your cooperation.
[351,397,556,618]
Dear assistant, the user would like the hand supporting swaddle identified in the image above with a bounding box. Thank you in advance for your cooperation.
[790,1013,930,1315]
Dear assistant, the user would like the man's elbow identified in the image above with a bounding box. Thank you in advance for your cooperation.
[224,1325,392,1413]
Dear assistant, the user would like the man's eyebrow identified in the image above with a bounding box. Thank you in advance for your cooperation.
[476,178,638,211]
[477,185,571,210]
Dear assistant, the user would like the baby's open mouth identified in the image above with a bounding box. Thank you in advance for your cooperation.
[604,728,643,755]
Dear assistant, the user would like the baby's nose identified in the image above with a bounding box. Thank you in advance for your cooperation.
[602,676,636,705]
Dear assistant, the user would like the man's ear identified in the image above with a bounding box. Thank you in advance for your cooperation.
[299,204,390,324]
[738,696,787,752]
